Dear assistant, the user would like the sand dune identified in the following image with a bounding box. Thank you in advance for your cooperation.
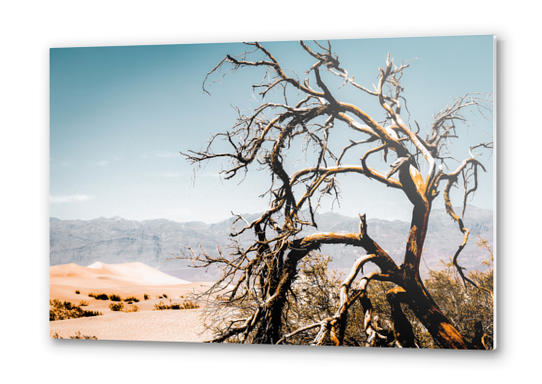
[50,261,214,342]
[50,310,212,342]
[52,261,191,285]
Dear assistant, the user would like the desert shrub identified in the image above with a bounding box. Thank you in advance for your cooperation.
[109,302,124,311]
[425,251,494,349]
[52,332,97,340]
[109,294,122,302]
[108,302,140,313]
[181,300,199,309]
[70,332,98,339]
[274,248,493,348]
[163,294,168,299]
[154,301,167,310]
[144,294,150,300]
[88,293,109,300]
[75,290,80,294]
[50,300,103,321]
[154,300,200,311]
[78,300,89,306]
[123,296,139,302]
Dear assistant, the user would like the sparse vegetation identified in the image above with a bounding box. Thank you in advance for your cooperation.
[109,302,140,313]
[109,294,122,302]
[236,251,493,348]
[75,290,80,294]
[78,300,89,307]
[123,296,140,302]
[88,292,138,302]
[425,238,494,349]
[88,292,109,300]
[109,302,124,311]
[124,305,139,313]
[52,332,98,340]
[144,294,150,300]
[153,300,200,310]
[50,300,102,321]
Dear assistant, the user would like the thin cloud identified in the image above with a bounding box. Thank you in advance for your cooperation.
[50,195,94,204]
[96,160,108,166]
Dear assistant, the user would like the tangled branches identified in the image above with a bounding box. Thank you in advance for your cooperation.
[180,41,493,348]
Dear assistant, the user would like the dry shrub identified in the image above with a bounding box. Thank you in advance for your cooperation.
[109,302,124,311]
[52,332,97,340]
[153,300,200,310]
[88,293,109,300]
[123,296,140,302]
[50,300,102,321]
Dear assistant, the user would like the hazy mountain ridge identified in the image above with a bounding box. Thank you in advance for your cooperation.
[50,206,493,280]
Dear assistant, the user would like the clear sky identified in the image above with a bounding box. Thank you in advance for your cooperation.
[50,35,494,223]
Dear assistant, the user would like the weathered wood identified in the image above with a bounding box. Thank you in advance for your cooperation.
[182,40,492,349]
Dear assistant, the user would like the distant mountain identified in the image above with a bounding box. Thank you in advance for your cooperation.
[50,206,493,280]
[49,216,223,281]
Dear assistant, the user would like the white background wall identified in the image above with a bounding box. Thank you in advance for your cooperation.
[1,1,535,382]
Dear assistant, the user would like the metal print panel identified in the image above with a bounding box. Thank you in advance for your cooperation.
[50,36,495,349]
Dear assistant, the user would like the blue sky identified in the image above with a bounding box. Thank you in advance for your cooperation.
[50,35,494,223]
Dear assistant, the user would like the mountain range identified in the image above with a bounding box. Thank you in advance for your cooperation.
[50,206,493,281]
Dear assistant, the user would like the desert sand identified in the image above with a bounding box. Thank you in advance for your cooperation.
[49,262,214,342]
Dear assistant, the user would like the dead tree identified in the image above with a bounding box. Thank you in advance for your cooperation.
[181,41,492,348]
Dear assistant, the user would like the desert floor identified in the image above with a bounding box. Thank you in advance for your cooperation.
[49,262,214,342]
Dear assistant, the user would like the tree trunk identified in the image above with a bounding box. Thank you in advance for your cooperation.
[407,281,469,348]
[254,246,308,344]
[398,204,470,349]
[387,287,417,348]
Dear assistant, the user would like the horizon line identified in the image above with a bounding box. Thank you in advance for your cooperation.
[49,204,492,225]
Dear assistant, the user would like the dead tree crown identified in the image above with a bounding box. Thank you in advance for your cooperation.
[181,40,493,348]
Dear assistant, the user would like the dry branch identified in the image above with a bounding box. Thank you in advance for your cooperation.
[183,40,493,348]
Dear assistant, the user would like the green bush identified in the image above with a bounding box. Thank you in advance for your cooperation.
[50,300,102,321]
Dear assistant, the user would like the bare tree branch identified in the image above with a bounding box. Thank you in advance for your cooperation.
[183,41,493,348]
